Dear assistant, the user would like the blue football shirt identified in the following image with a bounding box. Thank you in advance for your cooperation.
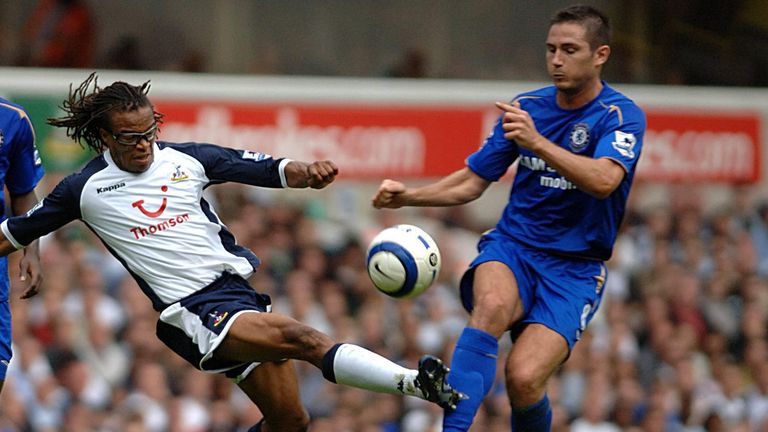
[0,99,44,223]
[467,83,645,260]
[0,99,44,300]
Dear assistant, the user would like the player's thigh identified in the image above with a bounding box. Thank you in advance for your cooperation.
[505,323,568,403]
[238,360,309,431]
[469,261,525,334]
[219,312,334,365]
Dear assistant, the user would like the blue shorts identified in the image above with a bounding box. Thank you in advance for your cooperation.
[0,257,10,380]
[459,230,606,349]
[156,272,272,380]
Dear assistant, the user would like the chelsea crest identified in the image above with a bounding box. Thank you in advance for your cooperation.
[569,123,590,152]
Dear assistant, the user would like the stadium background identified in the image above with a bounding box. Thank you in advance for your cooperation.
[0,1,767,431]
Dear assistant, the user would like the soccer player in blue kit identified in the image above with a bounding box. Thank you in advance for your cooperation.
[373,5,645,431]
[0,98,44,396]
[0,73,462,431]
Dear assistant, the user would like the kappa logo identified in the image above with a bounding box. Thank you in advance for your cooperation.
[0,129,4,148]
[132,185,168,218]
[97,181,126,194]
[210,311,229,327]
[170,164,189,182]
[569,123,590,152]
[612,131,637,158]
[25,200,43,217]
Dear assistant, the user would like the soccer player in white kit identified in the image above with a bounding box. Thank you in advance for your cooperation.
[0,73,463,431]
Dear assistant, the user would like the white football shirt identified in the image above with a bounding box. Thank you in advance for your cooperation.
[1,142,291,310]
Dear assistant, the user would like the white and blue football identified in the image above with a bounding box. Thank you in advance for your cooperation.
[366,224,441,298]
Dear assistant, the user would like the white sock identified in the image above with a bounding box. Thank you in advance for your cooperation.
[329,343,420,396]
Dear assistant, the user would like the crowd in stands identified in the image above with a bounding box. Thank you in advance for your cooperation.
[0,180,764,432]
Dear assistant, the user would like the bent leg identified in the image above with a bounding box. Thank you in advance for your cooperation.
[506,324,568,431]
[237,360,309,432]
[219,312,456,404]
[444,261,524,432]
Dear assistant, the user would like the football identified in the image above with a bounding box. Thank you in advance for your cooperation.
[365,224,441,298]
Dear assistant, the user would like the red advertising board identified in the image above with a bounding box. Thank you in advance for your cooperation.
[154,100,762,183]
[155,101,495,179]
[639,110,761,183]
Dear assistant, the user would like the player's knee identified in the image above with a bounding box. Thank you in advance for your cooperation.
[279,322,334,362]
[505,360,547,397]
[470,294,515,330]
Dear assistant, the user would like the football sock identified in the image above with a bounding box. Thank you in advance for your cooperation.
[511,394,552,432]
[443,327,499,431]
[321,343,421,397]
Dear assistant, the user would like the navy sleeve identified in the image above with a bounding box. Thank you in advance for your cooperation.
[5,175,81,246]
[163,142,285,188]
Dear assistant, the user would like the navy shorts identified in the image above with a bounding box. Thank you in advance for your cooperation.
[459,230,607,349]
[156,272,272,380]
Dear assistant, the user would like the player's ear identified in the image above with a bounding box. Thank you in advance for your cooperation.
[99,128,111,143]
[594,45,610,66]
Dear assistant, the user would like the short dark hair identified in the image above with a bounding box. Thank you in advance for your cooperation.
[550,5,611,50]
[47,72,164,153]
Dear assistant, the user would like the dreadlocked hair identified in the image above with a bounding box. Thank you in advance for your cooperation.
[47,72,165,153]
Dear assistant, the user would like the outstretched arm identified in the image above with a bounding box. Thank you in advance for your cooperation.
[284,160,339,189]
[372,167,490,209]
[10,190,42,299]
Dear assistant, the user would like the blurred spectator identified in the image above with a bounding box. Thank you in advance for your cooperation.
[16,0,95,68]
[385,48,429,78]
[28,377,67,430]
[746,362,768,429]
[160,49,208,73]
[120,362,171,432]
[103,36,145,71]
[75,318,131,388]
[700,272,741,340]
[177,49,207,73]
[569,373,621,431]
[732,0,768,86]
[168,367,213,431]
[50,349,111,410]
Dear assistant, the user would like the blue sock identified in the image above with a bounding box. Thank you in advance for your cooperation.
[511,394,552,432]
[443,327,499,431]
